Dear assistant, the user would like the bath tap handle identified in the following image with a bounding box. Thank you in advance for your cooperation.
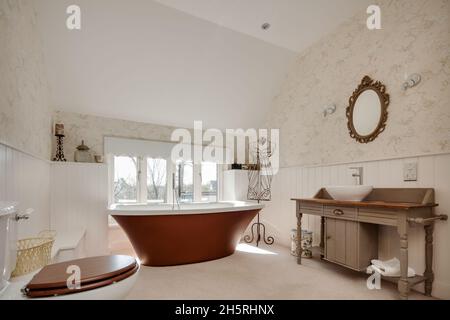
[15,214,29,221]
[15,208,33,221]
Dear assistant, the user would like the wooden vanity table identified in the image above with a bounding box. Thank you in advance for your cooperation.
[292,188,447,299]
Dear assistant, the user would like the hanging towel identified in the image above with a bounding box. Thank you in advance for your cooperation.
[367,258,415,277]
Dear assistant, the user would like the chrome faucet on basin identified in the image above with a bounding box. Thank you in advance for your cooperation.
[350,167,363,185]
[326,167,372,201]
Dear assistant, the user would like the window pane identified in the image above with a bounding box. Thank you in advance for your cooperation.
[175,160,193,202]
[147,158,167,202]
[113,156,138,203]
[201,162,217,202]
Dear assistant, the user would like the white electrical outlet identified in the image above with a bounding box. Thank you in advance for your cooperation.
[403,162,418,182]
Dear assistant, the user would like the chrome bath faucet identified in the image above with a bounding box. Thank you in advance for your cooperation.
[172,173,180,210]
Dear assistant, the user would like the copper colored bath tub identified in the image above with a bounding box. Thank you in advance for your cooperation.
[112,208,260,266]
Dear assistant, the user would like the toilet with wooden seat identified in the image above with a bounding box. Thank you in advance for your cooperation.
[0,202,139,300]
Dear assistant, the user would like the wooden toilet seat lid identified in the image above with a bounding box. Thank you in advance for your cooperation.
[24,255,138,298]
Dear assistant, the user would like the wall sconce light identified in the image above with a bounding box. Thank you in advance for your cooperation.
[323,104,337,117]
[402,73,421,91]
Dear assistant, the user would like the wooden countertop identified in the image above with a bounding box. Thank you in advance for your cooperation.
[291,198,438,210]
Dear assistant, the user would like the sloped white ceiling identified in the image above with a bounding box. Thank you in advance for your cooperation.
[156,0,372,52]
[34,0,368,129]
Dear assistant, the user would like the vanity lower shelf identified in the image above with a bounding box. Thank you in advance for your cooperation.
[309,247,429,289]
[381,275,427,286]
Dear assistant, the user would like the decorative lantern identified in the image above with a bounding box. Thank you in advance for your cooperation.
[74,140,93,163]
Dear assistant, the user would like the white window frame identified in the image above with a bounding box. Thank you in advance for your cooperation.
[109,155,140,205]
[199,162,219,203]
[143,157,169,204]
[109,155,221,205]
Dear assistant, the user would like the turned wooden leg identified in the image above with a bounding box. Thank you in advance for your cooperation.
[398,222,410,300]
[320,216,325,259]
[296,212,302,264]
[424,224,435,296]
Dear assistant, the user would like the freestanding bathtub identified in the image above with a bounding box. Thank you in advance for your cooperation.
[108,201,263,266]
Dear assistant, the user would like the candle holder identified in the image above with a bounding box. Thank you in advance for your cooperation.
[53,134,67,162]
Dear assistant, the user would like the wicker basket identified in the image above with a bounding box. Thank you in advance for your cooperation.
[11,230,57,277]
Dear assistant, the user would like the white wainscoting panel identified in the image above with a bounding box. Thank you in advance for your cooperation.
[50,162,109,257]
[0,143,50,238]
[262,153,450,299]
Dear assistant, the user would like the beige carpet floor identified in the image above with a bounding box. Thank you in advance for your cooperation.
[118,244,433,300]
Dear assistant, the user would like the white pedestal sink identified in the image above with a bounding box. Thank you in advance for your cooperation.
[326,185,373,201]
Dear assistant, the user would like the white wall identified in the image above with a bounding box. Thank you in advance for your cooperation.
[222,170,248,201]
[0,142,109,257]
[262,153,450,299]
[0,0,53,160]
[0,0,53,248]
[50,162,109,256]
[0,143,51,239]
[264,0,450,167]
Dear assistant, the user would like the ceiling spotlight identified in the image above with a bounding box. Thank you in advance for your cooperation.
[261,23,271,30]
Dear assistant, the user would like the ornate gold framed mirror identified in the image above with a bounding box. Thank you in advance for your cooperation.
[346,76,389,143]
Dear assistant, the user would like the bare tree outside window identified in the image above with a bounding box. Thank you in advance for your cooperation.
[114,156,138,202]
[147,158,167,202]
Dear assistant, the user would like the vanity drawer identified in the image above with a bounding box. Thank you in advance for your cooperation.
[299,203,323,216]
[358,209,398,226]
[324,206,357,219]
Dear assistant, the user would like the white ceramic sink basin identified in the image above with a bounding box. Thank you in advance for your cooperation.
[326,185,373,201]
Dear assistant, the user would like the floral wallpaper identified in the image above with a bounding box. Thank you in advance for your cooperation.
[265,0,450,167]
[0,0,53,160]
[52,111,185,162]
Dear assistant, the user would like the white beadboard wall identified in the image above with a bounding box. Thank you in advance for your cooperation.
[50,162,109,257]
[1,142,109,258]
[262,153,450,299]
[0,143,50,239]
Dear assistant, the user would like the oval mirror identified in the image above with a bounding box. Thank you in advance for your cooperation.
[346,76,389,143]
[352,89,381,136]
